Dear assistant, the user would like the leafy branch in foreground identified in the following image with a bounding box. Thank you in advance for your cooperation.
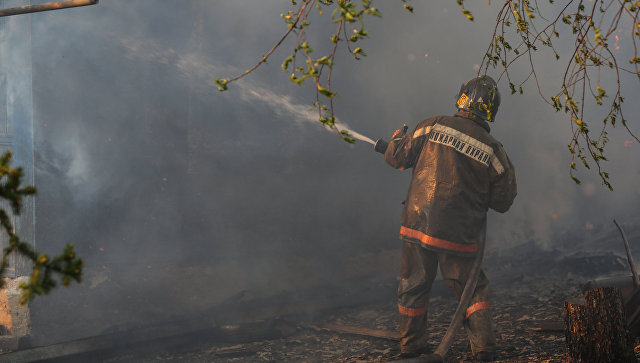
[218,0,638,189]
[0,151,83,304]
[477,0,640,190]
[217,0,412,144]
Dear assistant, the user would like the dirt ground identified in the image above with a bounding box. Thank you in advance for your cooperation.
[101,245,640,362]
[108,286,567,362]
[13,236,638,362]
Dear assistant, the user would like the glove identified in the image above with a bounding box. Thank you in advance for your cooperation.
[392,124,408,139]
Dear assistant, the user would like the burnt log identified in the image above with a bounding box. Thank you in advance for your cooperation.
[564,287,635,362]
[583,276,640,336]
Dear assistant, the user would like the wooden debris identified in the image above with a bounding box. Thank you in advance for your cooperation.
[309,323,400,341]
[208,344,257,359]
[564,287,635,362]
[530,320,564,333]
[583,276,640,337]
[0,0,98,18]
[215,319,297,343]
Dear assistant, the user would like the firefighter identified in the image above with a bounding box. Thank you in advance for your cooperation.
[383,76,517,361]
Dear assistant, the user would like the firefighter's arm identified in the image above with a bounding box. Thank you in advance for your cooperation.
[488,146,517,213]
[383,125,418,170]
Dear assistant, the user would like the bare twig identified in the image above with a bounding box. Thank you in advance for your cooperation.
[614,219,639,289]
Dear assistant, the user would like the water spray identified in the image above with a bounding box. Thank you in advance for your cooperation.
[339,127,376,146]
[339,125,388,154]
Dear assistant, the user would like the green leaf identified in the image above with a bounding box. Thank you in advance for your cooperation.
[317,85,337,98]
[462,8,474,21]
[352,47,366,59]
[215,78,228,92]
[314,56,333,67]
[281,55,294,72]
[319,115,336,128]
[340,130,356,143]
[572,116,583,127]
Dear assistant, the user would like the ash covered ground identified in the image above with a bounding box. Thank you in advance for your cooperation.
[82,237,640,363]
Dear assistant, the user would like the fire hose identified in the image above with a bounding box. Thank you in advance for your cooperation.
[375,137,487,363]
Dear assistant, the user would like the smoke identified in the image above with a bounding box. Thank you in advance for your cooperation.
[19,0,640,345]
[120,35,375,149]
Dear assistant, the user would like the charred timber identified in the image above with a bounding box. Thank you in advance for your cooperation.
[0,0,98,17]
[564,287,635,362]
[584,276,640,337]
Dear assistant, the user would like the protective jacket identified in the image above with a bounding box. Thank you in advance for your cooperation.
[384,111,517,256]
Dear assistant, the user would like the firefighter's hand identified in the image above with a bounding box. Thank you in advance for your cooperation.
[392,124,408,139]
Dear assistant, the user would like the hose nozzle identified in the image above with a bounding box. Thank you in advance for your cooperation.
[374,139,388,154]
[375,125,407,154]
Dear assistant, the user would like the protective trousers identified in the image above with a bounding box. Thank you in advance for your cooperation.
[397,241,497,355]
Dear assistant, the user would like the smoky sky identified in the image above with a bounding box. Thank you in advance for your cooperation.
[19,0,640,343]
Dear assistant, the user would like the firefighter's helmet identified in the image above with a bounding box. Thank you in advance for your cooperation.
[455,75,501,122]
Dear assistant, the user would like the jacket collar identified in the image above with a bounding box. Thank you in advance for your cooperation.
[454,111,491,133]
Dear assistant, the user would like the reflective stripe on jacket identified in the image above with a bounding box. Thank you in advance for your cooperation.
[384,112,517,256]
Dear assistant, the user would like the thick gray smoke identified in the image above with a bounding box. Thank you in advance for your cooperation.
[22,0,640,344]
